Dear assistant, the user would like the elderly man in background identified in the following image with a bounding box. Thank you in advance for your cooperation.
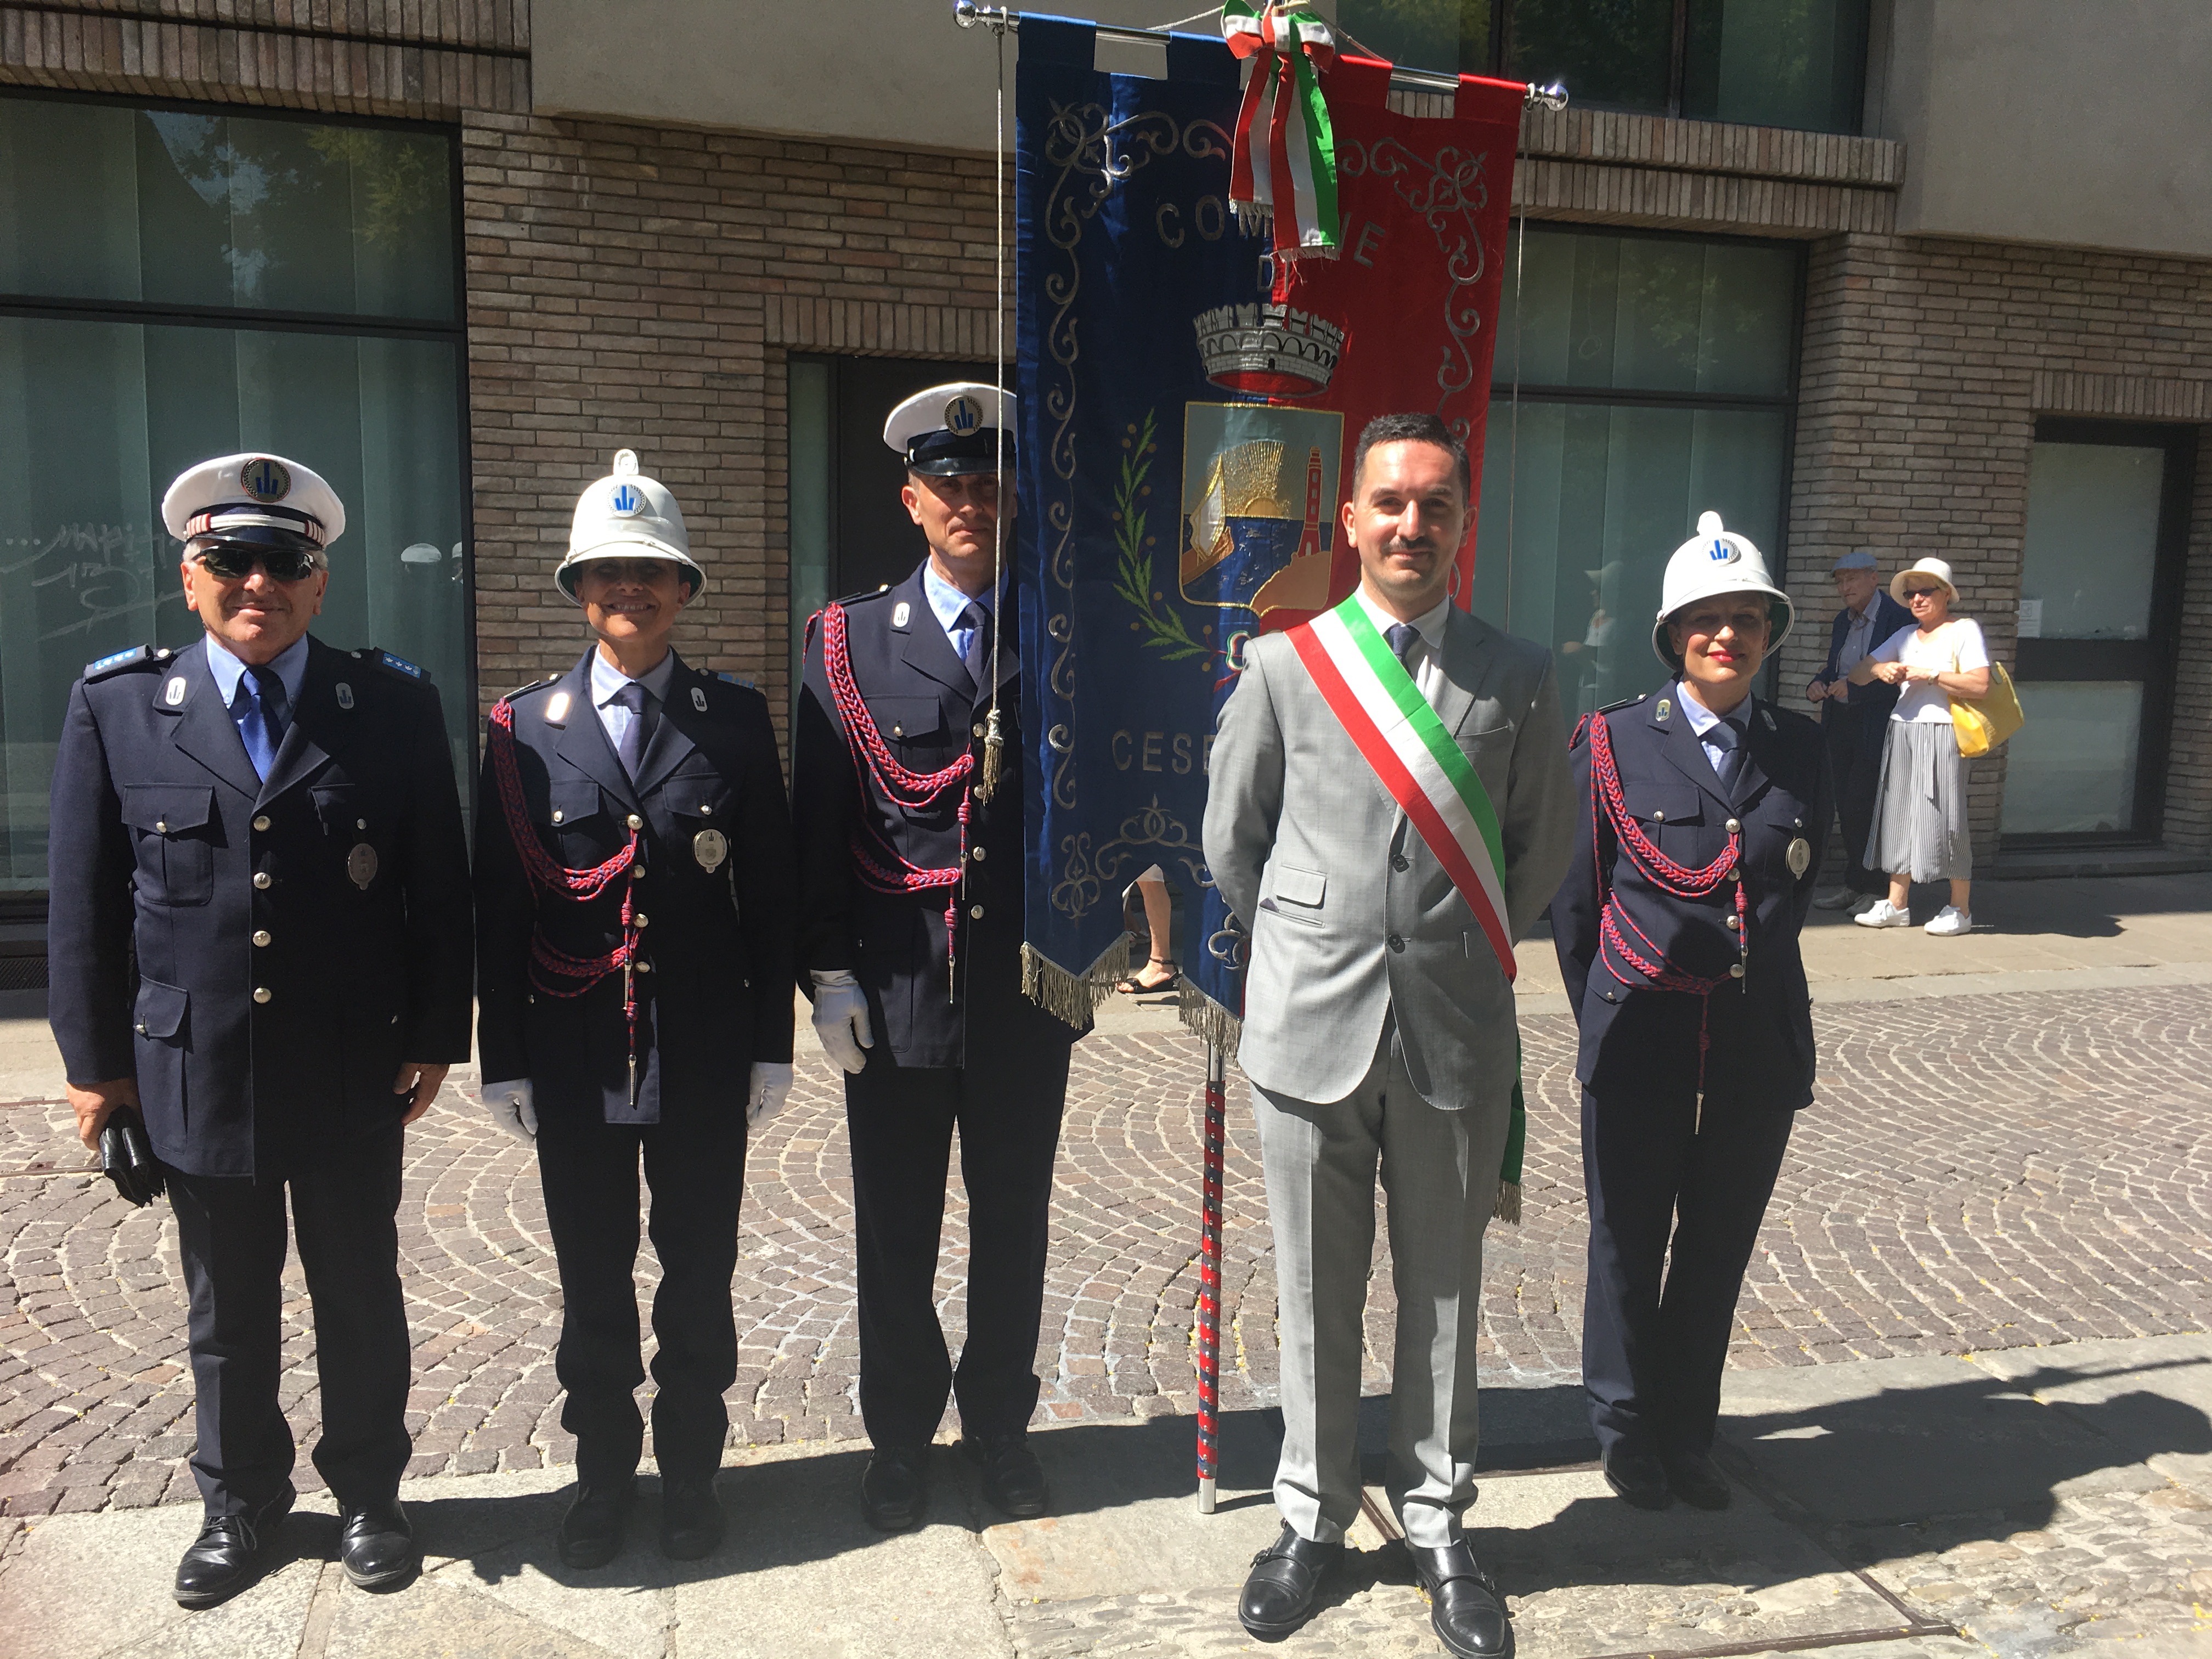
[1805,550,1910,913]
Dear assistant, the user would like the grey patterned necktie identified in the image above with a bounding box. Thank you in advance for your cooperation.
[1709,715,1747,793]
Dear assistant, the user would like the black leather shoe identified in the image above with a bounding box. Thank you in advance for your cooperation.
[1407,1541,1513,1659]
[658,1472,726,1560]
[1601,1447,1672,1510]
[960,1431,1048,1519]
[338,1500,417,1590]
[174,1488,294,1609]
[860,1446,928,1531]
[558,1478,634,1569]
[1238,1523,1342,1638]
[1664,1449,1733,1510]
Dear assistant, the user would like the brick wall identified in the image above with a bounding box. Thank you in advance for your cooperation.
[1779,232,2212,860]
[461,111,1000,717]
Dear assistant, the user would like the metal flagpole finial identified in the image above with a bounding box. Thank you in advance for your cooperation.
[955,0,1014,32]
[1525,81,1570,110]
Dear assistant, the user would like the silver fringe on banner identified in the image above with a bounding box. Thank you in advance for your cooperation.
[1177,980,1243,1060]
[1023,935,1135,1029]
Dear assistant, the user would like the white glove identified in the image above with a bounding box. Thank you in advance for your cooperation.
[747,1061,795,1128]
[809,969,875,1075]
[483,1078,537,1142]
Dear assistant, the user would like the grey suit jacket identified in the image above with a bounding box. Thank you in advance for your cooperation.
[1203,606,1576,1111]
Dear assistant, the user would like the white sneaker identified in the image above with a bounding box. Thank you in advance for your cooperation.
[1923,906,1972,936]
[1853,899,1912,928]
[1811,887,1858,910]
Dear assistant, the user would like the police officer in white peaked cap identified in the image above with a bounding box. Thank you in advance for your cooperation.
[793,381,1082,1532]
[47,452,474,1606]
[474,449,793,1568]
[1553,511,1833,1514]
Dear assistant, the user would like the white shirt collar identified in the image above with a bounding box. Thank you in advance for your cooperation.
[205,632,310,707]
[590,646,678,708]
[921,560,994,639]
[1352,585,1453,653]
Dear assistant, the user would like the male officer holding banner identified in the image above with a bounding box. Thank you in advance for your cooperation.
[48,454,473,1607]
[1204,414,1575,1659]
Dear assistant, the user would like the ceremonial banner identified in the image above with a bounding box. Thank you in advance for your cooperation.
[1013,16,1527,1040]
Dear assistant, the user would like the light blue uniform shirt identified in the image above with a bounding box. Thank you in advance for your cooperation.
[205,632,309,754]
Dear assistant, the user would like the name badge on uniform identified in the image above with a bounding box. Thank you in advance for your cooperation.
[336,682,354,710]
[693,827,729,872]
[691,685,708,712]
[1787,837,1812,877]
[349,843,379,889]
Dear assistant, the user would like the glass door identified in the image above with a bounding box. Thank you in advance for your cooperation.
[2001,419,2194,844]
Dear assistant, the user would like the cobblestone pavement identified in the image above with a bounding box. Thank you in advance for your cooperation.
[4,983,2212,1529]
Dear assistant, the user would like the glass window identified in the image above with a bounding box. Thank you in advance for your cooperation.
[1505,0,1676,114]
[1471,225,1798,718]
[1334,0,1493,78]
[1684,0,1871,134]
[2018,443,2164,641]
[2001,681,2146,837]
[0,93,469,893]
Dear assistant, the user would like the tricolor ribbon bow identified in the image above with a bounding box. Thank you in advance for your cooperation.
[1222,1,1341,261]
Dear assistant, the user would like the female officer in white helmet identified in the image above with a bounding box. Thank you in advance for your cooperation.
[472,451,795,1569]
[1551,512,1833,1514]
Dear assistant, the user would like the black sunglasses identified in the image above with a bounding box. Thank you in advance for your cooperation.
[194,545,323,583]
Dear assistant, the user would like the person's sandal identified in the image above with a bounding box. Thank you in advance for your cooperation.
[1117,956,1176,994]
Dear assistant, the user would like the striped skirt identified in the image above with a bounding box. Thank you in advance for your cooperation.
[1865,719,1972,883]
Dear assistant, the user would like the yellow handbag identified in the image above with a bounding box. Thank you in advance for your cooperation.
[1948,626,2025,757]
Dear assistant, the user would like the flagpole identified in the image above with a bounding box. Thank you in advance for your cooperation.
[953,0,1568,109]
[1197,1038,1227,1514]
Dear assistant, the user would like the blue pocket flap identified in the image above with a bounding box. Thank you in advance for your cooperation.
[134,978,189,1042]
[120,786,215,835]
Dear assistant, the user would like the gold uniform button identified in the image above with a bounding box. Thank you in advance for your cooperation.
[252,815,270,832]
[1725,916,1739,931]
[155,820,168,834]
[635,913,651,928]
[252,930,272,947]
[1651,810,1664,822]
[635,960,652,974]
[1725,817,1742,833]
[969,905,985,919]
[892,724,905,737]
[627,814,644,831]
[973,724,985,738]
[700,805,712,817]
[971,845,987,861]
[552,810,565,823]
[356,818,367,831]
[1729,963,1746,978]
[252,872,272,889]
[253,986,272,1004]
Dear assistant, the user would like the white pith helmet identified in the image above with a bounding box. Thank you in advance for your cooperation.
[556,450,704,602]
[1651,511,1793,668]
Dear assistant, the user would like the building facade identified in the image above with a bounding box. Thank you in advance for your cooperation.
[2,0,2208,959]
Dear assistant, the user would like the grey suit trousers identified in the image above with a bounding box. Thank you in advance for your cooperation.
[1254,1018,1511,1549]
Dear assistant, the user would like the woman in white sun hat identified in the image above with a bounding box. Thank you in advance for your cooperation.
[1844,556,1989,936]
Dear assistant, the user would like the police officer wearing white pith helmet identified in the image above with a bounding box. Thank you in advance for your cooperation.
[1551,512,1833,1514]
[792,383,1084,1531]
[473,450,794,1568]
[47,454,474,1607]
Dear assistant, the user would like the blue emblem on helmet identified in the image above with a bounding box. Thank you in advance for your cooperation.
[240,457,291,503]
[609,482,646,517]
[1709,538,1735,562]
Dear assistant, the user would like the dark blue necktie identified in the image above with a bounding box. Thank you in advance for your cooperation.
[961,601,994,689]
[614,681,657,780]
[1709,716,1746,793]
[1385,622,1420,668]
[235,665,287,780]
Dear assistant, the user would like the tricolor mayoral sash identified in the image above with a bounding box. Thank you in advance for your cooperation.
[1286,594,1527,1220]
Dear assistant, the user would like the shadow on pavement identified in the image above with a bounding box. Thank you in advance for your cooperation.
[1721,1356,2212,1551]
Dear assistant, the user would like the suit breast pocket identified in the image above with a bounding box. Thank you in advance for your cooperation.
[1259,862,1327,928]
[120,785,217,907]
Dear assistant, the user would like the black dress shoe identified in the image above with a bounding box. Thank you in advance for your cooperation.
[338,1500,417,1590]
[1238,1523,1342,1638]
[860,1446,928,1531]
[960,1431,1048,1519]
[174,1488,294,1609]
[1407,1541,1513,1659]
[1601,1447,1672,1510]
[1664,1449,1733,1510]
[658,1472,726,1560]
[558,1478,634,1568]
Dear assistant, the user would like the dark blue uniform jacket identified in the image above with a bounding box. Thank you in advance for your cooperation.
[793,563,1086,1068]
[48,636,475,1178]
[1552,682,1833,1111]
[473,648,795,1125]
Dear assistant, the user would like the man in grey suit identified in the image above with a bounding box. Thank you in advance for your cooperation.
[1204,413,1575,1659]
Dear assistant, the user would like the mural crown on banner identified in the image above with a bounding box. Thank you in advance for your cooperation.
[1193,302,1346,397]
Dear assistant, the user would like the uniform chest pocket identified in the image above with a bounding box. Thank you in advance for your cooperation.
[1624,785,1701,828]
[546,781,608,831]
[310,783,377,840]
[865,696,945,747]
[662,772,735,821]
[121,785,216,907]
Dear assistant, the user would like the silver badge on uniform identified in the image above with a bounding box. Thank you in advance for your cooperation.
[1786,837,1812,877]
[165,677,187,707]
[348,842,379,889]
[892,601,911,629]
[544,690,571,725]
[336,682,354,710]
[691,685,708,712]
[1656,698,1671,721]
[693,827,729,872]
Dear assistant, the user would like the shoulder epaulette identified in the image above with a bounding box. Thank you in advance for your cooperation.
[501,676,556,703]
[84,644,167,680]
[1595,693,1647,716]
[1572,693,1645,752]
[353,647,429,682]
[833,584,895,606]
[713,670,756,690]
